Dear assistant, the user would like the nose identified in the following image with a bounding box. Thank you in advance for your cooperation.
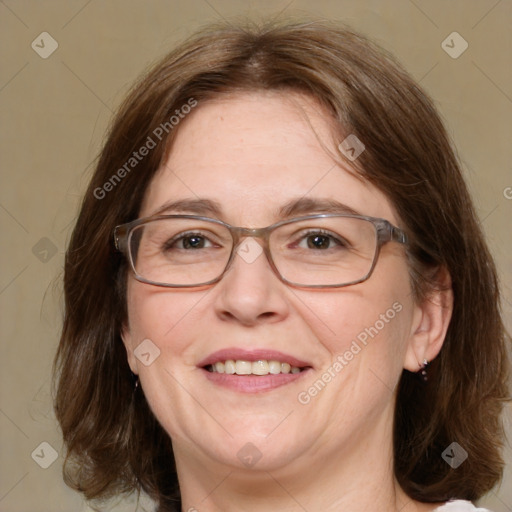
[213,238,290,326]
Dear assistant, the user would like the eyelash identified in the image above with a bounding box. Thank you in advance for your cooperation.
[164,231,215,250]
[293,229,345,247]
[160,228,349,251]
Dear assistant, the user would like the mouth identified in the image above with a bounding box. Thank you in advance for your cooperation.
[198,348,313,393]
[205,359,306,375]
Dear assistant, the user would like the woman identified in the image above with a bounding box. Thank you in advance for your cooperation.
[54,20,510,512]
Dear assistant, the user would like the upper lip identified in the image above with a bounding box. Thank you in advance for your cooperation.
[198,348,312,369]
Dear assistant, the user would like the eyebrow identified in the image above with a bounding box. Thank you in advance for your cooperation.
[277,197,361,218]
[150,197,362,219]
[151,198,223,217]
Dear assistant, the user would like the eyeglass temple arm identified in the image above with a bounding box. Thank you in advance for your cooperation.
[390,224,408,244]
[114,225,128,253]
[377,220,408,245]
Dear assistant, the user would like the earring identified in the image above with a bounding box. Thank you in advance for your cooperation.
[131,371,139,390]
[420,359,429,382]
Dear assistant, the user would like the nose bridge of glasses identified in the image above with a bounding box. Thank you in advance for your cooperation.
[231,226,270,245]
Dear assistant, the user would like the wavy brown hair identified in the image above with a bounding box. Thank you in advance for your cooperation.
[53,20,510,511]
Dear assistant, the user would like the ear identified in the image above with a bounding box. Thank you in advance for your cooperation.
[403,266,453,372]
[121,324,139,375]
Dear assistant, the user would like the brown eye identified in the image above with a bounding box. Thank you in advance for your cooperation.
[306,234,332,249]
[181,235,206,249]
[164,232,213,250]
[293,230,345,250]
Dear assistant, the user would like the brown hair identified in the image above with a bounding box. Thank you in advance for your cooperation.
[53,20,510,511]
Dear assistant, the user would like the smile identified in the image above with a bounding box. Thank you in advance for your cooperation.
[206,359,305,375]
[199,348,313,392]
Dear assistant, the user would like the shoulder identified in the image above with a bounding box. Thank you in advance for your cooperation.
[433,500,493,511]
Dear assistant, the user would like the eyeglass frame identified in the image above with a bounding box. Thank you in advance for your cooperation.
[114,213,408,289]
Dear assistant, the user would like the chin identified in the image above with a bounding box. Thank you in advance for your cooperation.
[208,439,304,473]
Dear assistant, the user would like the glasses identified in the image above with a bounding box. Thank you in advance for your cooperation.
[114,214,408,288]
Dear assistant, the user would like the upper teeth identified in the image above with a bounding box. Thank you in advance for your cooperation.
[210,360,303,375]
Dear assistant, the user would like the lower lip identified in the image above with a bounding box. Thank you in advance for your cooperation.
[201,368,311,393]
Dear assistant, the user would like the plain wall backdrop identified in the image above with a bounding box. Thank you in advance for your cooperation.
[0,1,511,511]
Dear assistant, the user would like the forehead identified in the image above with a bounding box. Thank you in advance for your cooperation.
[140,91,397,225]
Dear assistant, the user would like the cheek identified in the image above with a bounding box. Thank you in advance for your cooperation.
[126,280,211,351]
[294,254,413,370]
[298,293,409,367]
[293,290,412,432]
[124,283,214,436]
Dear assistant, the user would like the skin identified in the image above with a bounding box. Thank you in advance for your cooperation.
[122,91,453,512]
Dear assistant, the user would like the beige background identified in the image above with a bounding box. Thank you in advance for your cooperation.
[0,1,511,511]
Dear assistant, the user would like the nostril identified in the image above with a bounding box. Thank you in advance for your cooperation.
[218,310,275,325]
[218,310,236,322]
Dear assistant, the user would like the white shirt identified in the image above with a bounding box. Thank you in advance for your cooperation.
[434,500,492,511]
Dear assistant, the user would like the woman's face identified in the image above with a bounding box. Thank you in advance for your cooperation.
[122,91,423,476]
